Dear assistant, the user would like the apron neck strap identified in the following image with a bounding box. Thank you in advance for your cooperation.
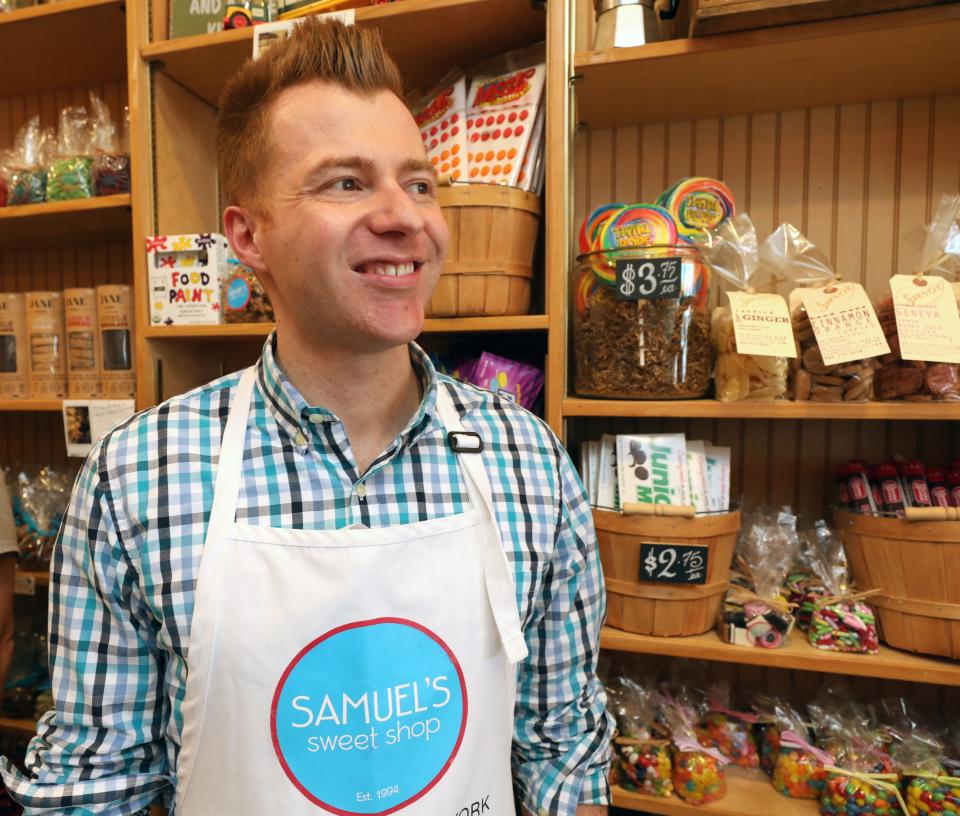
[435,383,529,665]
[207,366,258,541]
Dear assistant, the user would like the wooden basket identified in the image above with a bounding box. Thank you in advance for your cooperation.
[595,509,740,637]
[837,510,960,659]
[426,184,541,318]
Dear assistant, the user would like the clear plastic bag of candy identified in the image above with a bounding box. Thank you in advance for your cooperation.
[5,117,49,206]
[752,695,786,776]
[90,93,131,197]
[719,508,797,648]
[873,194,960,402]
[768,701,832,799]
[774,224,883,402]
[659,692,728,806]
[606,678,674,797]
[10,466,72,571]
[701,214,790,401]
[46,105,94,201]
[806,523,879,654]
[699,681,759,768]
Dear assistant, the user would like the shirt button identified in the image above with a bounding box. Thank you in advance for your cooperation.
[355,483,367,499]
[308,413,325,424]
[294,431,306,447]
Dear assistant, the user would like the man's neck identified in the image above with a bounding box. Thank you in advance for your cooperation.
[274,327,423,476]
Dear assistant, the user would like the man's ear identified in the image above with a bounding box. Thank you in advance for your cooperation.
[224,204,269,278]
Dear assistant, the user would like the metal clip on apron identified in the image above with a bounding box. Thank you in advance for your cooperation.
[174,367,527,815]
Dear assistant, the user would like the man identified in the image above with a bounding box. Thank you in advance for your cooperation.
[1,18,611,816]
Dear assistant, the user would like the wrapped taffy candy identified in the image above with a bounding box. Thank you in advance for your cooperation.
[770,702,832,799]
[805,524,879,654]
[660,696,728,806]
[874,195,960,402]
[772,224,885,402]
[606,678,673,797]
[699,682,759,768]
[702,214,790,401]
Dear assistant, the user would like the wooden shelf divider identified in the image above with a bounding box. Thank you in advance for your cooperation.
[0,716,38,738]
[0,400,62,413]
[143,0,545,107]
[601,626,960,687]
[0,195,132,250]
[562,397,960,421]
[574,5,960,128]
[612,769,816,815]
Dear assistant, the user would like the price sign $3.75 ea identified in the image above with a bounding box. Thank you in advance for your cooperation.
[615,257,682,301]
[639,543,709,585]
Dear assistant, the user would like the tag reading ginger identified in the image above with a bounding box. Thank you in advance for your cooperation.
[890,275,960,363]
[727,292,797,358]
[798,282,890,366]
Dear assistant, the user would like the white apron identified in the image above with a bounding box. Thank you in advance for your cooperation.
[173,367,528,815]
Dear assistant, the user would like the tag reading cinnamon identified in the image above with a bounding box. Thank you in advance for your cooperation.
[727,292,797,358]
[797,282,890,366]
[890,275,960,363]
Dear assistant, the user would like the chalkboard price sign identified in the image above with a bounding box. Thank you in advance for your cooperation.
[639,543,709,585]
[614,257,682,301]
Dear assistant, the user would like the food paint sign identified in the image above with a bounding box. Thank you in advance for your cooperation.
[271,618,467,814]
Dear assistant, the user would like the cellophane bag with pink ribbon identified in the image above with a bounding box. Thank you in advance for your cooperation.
[659,693,728,806]
[698,681,759,768]
[770,700,832,799]
[605,677,673,797]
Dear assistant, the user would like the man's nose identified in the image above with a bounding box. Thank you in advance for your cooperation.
[367,184,426,236]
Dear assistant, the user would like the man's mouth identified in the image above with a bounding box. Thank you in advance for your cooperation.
[354,261,421,277]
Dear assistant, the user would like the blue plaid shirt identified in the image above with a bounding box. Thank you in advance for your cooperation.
[1,335,611,816]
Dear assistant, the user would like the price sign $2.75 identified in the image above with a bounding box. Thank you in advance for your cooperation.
[615,257,682,301]
[639,543,709,585]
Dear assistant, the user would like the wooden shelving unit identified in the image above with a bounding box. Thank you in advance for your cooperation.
[143,0,545,106]
[0,400,62,413]
[612,769,816,816]
[0,716,39,738]
[573,5,960,128]
[0,195,132,249]
[562,397,960,421]
[0,0,126,97]
[601,626,960,687]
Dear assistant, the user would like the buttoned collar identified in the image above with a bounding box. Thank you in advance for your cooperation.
[254,332,442,455]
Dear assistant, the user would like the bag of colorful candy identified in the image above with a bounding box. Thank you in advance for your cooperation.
[10,466,72,571]
[699,681,759,768]
[787,520,841,632]
[806,523,879,654]
[719,507,797,648]
[46,105,95,201]
[873,194,960,402]
[774,224,882,402]
[5,116,49,205]
[700,214,791,401]
[606,677,673,797]
[752,695,787,776]
[768,700,833,799]
[90,93,131,197]
[659,692,728,806]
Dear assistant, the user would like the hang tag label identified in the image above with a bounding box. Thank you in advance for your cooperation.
[890,275,960,363]
[797,282,890,365]
[727,291,797,358]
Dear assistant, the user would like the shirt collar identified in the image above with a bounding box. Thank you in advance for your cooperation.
[255,332,440,452]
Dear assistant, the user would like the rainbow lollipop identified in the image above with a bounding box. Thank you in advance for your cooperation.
[658,177,735,240]
[599,204,678,252]
[578,203,624,254]
[574,267,599,315]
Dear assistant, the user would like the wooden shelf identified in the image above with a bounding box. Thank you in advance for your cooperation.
[612,769,816,815]
[0,400,62,412]
[143,0,545,107]
[144,315,548,340]
[15,569,49,587]
[573,5,960,129]
[0,716,37,738]
[601,626,960,687]
[0,195,131,250]
[562,398,960,421]
[0,0,126,97]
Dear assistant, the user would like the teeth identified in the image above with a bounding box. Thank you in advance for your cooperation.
[364,262,416,277]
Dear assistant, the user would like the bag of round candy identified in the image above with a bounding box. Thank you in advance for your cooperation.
[699,681,759,769]
[659,692,728,806]
[605,677,673,797]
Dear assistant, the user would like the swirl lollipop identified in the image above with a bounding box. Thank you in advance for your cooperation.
[658,177,735,240]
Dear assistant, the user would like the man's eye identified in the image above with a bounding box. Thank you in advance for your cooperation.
[411,181,432,195]
[335,179,359,191]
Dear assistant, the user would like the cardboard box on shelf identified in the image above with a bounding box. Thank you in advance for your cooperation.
[146,233,228,326]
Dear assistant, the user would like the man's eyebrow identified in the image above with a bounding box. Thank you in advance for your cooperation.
[402,159,438,178]
[305,156,377,176]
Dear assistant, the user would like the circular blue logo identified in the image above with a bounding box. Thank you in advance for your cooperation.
[271,618,467,814]
[226,275,251,310]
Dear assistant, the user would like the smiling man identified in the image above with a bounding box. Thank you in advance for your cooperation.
[1,18,611,816]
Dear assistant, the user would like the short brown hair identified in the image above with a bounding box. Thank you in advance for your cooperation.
[216,17,403,211]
